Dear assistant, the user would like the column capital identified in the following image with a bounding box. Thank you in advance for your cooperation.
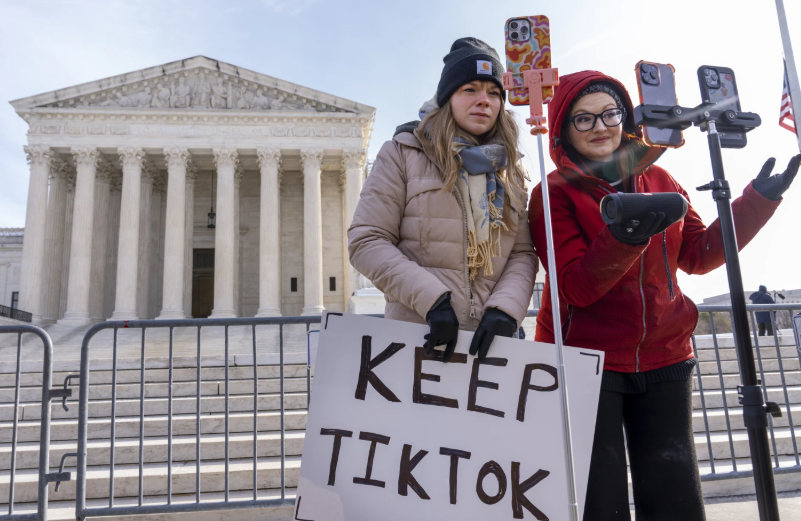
[118,147,146,169]
[300,148,324,172]
[234,164,244,185]
[256,148,282,170]
[152,171,167,193]
[341,148,367,171]
[142,161,158,184]
[186,164,199,183]
[213,148,239,170]
[109,170,123,192]
[48,157,71,182]
[24,145,52,167]
[71,147,100,168]
[164,147,191,169]
[96,158,117,183]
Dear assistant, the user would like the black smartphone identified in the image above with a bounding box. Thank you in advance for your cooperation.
[635,61,684,148]
[697,65,747,149]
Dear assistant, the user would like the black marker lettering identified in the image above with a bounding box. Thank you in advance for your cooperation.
[516,364,558,423]
[353,431,391,488]
[511,462,550,520]
[476,460,507,505]
[398,444,430,500]
[413,346,467,408]
[440,447,471,505]
[355,336,405,402]
[320,428,353,486]
[467,357,508,418]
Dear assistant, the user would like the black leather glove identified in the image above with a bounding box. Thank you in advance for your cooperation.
[469,307,517,360]
[609,212,670,245]
[753,155,800,201]
[423,293,459,362]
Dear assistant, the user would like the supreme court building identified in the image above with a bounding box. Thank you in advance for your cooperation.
[10,56,376,325]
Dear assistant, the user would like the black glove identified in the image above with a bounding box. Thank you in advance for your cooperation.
[753,155,800,201]
[423,293,459,362]
[609,212,670,245]
[469,308,517,360]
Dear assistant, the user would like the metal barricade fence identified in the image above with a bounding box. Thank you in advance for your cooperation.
[74,316,320,520]
[63,305,799,519]
[0,325,70,521]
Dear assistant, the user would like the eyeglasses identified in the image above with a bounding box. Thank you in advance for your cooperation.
[568,108,626,132]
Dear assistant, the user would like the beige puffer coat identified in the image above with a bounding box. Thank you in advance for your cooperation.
[348,130,538,331]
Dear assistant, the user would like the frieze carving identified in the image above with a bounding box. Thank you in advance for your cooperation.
[38,69,351,113]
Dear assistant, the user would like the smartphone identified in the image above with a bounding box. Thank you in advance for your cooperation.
[635,61,684,148]
[505,15,552,106]
[697,65,747,149]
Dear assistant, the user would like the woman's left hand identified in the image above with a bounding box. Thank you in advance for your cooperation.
[753,154,800,201]
[469,308,517,360]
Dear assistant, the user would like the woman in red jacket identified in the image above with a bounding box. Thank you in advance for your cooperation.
[529,71,799,520]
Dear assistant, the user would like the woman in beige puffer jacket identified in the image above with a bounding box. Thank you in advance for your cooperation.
[348,37,538,361]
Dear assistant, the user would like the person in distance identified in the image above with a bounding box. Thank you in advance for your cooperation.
[348,37,537,362]
[528,70,799,520]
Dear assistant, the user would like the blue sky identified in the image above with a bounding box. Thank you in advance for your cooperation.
[1,0,800,302]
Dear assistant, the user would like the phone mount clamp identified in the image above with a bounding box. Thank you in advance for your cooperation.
[502,68,559,134]
[502,65,581,521]
[635,100,782,521]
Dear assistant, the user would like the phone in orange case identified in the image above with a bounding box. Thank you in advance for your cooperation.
[635,61,684,147]
[505,15,552,106]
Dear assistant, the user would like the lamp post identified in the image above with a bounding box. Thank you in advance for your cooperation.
[208,170,216,229]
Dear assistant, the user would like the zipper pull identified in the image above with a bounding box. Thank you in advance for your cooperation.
[469,299,476,318]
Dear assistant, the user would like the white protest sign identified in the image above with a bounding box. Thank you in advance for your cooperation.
[308,329,320,369]
[296,312,604,521]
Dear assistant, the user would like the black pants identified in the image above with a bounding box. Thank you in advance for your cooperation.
[583,379,705,521]
[758,322,774,336]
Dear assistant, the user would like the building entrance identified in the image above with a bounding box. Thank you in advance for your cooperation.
[191,249,214,318]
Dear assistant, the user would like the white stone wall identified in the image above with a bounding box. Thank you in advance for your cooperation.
[321,172,345,312]
[280,171,304,316]
[0,234,23,308]
[239,171,259,317]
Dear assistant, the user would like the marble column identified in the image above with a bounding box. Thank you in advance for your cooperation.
[234,165,243,316]
[136,165,156,320]
[256,148,282,317]
[183,166,198,318]
[41,159,70,323]
[59,175,76,318]
[19,146,52,321]
[89,162,113,322]
[104,173,122,319]
[59,147,99,325]
[341,149,366,304]
[210,148,238,318]
[300,149,324,316]
[111,148,146,320]
[158,147,191,319]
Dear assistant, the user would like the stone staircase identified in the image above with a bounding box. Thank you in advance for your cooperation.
[0,328,800,519]
[0,356,310,520]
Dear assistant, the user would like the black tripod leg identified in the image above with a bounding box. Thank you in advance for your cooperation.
[705,124,780,521]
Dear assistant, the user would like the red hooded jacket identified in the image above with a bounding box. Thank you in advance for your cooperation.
[529,71,781,373]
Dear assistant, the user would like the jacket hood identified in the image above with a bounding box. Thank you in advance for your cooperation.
[548,71,664,186]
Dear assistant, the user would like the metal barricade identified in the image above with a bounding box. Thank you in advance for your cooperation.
[74,316,319,520]
[0,325,70,521]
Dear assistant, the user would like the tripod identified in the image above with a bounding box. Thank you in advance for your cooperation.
[636,102,783,521]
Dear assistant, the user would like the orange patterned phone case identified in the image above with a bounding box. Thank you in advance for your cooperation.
[505,15,552,106]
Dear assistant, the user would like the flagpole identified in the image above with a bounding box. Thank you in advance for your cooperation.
[776,0,801,151]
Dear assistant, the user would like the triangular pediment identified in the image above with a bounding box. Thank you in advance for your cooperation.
[10,56,374,115]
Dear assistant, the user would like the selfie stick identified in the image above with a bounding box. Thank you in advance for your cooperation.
[503,68,581,521]
[635,102,782,521]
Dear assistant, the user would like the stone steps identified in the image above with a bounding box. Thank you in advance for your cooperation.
[0,456,302,504]
[0,430,306,471]
[694,426,801,462]
[692,386,801,409]
[692,404,801,433]
[0,409,308,443]
[0,391,309,422]
[694,345,799,362]
[693,332,797,349]
[693,371,801,391]
[698,358,799,375]
[0,377,310,403]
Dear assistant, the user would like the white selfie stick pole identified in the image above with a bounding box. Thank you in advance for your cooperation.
[537,132,580,521]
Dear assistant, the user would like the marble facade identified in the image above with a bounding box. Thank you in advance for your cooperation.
[10,56,375,325]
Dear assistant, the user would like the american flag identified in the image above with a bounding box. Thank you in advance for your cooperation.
[780,59,797,135]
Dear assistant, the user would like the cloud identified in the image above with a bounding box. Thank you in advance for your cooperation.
[261,0,318,16]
